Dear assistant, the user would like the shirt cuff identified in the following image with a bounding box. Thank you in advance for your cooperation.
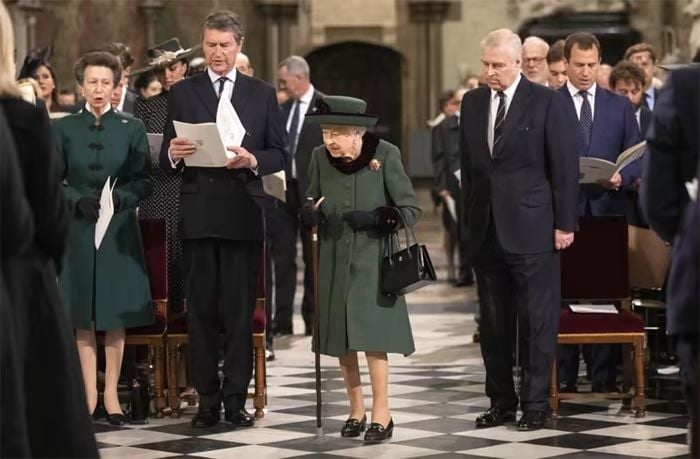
[168,147,180,169]
[250,166,259,176]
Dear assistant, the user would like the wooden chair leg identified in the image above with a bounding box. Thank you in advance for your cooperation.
[166,341,182,418]
[253,334,266,418]
[622,343,634,410]
[633,338,646,417]
[550,358,559,418]
[153,344,167,418]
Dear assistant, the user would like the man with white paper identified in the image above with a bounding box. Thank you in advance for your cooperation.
[159,10,287,430]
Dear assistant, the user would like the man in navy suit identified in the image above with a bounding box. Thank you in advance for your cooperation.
[460,28,578,431]
[160,10,288,429]
[557,33,641,393]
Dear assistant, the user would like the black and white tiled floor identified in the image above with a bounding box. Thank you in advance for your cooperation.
[96,190,690,458]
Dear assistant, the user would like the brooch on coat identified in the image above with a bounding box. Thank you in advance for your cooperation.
[369,159,382,171]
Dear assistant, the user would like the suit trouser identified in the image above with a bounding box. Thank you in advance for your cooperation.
[675,336,699,458]
[474,222,560,411]
[559,342,619,387]
[183,238,261,412]
[268,181,314,328]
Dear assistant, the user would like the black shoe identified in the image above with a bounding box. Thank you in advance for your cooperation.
[92,394,106,421]
[191,408,220,428]
[273,321,293,336]
[517,410,548,431]
[364,418,393,442]
[454,277,475,287]
[475,406,516,428]
[265,348,276,361]
[225,408,255,427]
[560,384,578,393]
[341,415,367,438]
[106,412,128,426]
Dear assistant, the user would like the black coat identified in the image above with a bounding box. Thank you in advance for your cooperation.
[642,66,700,243]
[280,89,324,198]
[0,98,98,458]
[459,76,579,256]
[159,71,288,241]
[431,114,461,195]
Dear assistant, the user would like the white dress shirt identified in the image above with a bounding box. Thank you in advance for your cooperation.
[644,86,655,111]
[487,73,521,153]
[566,80,596,120]
[207,67,237,100]
[635,108,641,130]
[84,102,111,118]
[286,84,315,178]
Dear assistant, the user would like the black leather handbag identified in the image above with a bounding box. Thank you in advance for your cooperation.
[381,212,436,296]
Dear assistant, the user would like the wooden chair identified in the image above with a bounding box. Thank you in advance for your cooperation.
[549,216,646,418]
[124,219,168,417]
[165,248,268,418]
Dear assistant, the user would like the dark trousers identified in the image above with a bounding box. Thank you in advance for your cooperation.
[183,238,262,412]
[267,180,314,329]
[676,336,699,458]
[474,221,560,411]
[559,343,619,387]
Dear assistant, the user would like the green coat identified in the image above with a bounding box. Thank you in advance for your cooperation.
[54,108,153,331]
[307,138,421,357]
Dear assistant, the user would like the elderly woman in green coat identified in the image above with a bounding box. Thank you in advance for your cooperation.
[302,96,421,442]
[54,51,152,425]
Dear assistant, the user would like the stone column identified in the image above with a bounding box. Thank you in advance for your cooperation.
[140,0,165,48]
[255,0,299,81]
[7,0,44,73]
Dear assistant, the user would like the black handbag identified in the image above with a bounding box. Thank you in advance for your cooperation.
[381,211,436,296]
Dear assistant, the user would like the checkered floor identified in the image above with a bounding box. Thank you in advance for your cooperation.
[96,362,691,458]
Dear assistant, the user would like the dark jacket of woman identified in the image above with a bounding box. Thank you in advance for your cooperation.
[54,107,153,330]
[307,134,421,357]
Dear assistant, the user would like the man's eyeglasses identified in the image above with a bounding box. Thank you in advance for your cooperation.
[523,57,546,65]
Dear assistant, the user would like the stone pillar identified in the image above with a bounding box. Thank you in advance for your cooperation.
[407,0,452,126]
[7,0,44,73]
[140,0,165,48]
[255,0,299,80]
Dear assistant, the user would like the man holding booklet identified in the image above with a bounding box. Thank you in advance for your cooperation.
[557,32,642,394]
[159,10,288,429]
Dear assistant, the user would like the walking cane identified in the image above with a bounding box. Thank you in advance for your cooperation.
[308,197,325,437]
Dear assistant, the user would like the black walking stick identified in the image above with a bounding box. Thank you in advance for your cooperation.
[308,197,325,437]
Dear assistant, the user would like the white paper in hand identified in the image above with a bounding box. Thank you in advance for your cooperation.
[216,94,246,158]
[444,195,458,222]
[95,177,117,250]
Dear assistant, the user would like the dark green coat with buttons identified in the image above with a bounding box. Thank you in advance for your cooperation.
[307,137,421,357]
[53,108,153,331]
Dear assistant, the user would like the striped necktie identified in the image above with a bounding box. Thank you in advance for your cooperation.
[492,91,506,154]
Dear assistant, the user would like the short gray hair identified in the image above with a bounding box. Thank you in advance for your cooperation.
[481,28,522,61]
[202,10,244,44]
[523,36,550,54]
[279,55,310,79]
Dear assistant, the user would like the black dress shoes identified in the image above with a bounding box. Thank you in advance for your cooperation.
[475,406,516,428]
[340,415,367,437]
[517,410,548,431]
[560,384,578,393]
[364,418,393,442]
[106,412,128,426]
[191,408,220,428]
[225,408,255,427]
[272,321,293,336]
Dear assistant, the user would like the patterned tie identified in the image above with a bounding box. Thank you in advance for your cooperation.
[492,91,506,154]
[287,100,301,158]
[579,90,593,154]
[217,77,228,99]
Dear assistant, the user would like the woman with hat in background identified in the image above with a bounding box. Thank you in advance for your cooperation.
[301,95,421,442]
[132,38,198,318]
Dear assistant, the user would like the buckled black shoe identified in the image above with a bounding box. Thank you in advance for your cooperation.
[225,408,255,427]
[340,415,367,438]
[516,410,548,431]
[191,408,220,428]
[106,412,128,426]
[364,418,393,442]
[475,406,516,428]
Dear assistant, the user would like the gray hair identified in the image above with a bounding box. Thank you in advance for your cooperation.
[481,28,522,61]
[523,36,550,54]
[279,55,310,79]
[202,10,244,44]
[74,51,122,86]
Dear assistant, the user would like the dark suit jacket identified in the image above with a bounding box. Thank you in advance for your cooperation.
[159,71,288,241]
[281,89,324,198]
[459,76,579,256]
[121,89,138,114]
[642,66,700,243]
[559,85,641,216]
[431,114,461,195]
[639,106,652,138]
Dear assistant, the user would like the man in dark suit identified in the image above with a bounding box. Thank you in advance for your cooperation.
[557,33,642,394]
[160,10,288,429]
[642,65,700,457]
[271,55,324,336]
[624,43,660,111]
[459,28,578,431]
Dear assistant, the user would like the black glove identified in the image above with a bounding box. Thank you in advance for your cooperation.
[343,210,378,231]
[112,192,121,211]
[76,196,100,221]
[375,206,401,233]
[300,201,320,228]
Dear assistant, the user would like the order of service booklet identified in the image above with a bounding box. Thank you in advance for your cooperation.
[579,140,647,184]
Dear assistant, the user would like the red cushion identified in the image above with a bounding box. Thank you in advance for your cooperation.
[252,305,266,334]
[126,308,167,335]
[558,308,644,334]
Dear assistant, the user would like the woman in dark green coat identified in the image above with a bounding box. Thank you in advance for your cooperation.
[54,51,152,425]
[302,96,421,442]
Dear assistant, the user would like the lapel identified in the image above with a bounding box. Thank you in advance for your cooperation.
[559,85,587,156]
[588,87,608,156]
[231,73,252,119]
[473,88,490,158]
[281,99,292,120]
[492,76,532,159]
[192,72,219,120]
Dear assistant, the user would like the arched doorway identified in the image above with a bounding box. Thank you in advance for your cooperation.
[306,41,403,148]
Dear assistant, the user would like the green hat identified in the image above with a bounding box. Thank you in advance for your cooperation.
[305,95,378,127]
